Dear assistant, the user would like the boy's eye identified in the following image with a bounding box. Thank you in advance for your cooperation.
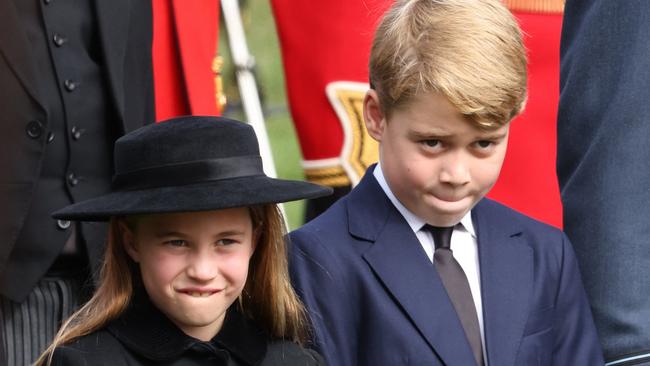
[165,239,187,247]
[421,139,441,148]
[476,140,493,148]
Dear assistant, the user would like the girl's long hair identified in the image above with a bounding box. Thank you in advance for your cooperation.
[35,217,134,366]
[244,204,309,343]
[35,204,308,365]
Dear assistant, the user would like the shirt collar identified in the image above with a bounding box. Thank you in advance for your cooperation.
[373,163,476,237]
[107,286,267,364]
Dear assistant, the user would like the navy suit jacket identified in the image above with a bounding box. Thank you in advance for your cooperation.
[289,170,603,366]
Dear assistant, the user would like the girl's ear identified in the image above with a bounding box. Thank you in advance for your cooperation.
[119,220,140,263]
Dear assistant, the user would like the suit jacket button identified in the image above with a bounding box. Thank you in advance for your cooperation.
[67,172,79,186]
[71,126,84,140]
[57,220,71,230]
[64,79,77,92]
[47,132,55,143]
[53,33,66,47]
[26,120,44,139]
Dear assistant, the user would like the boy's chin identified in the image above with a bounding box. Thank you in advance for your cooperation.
[424,203,476,227]
[426,214,466,228]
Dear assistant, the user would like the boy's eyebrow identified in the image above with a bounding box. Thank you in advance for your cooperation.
[408,130,508,140]
[408,129,453,139]
[478,131,508,140]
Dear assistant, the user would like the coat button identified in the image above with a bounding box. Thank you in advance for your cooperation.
[44,0,51,4]
[67,172,79,186]
[64,79,77,92]
[26,120,44,139]
[47,132,55,143]
[56,220,71,230]
[71,126,84,140]
[52,33,66,47]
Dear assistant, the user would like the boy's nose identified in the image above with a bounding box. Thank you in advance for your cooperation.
[439,154,471,186]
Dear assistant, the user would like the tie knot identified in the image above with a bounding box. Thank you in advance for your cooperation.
[424,224,454,249]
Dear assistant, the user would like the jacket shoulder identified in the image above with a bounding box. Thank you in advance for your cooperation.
[479,198,562,235]
[262,340,325,366]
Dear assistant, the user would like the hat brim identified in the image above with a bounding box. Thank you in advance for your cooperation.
[52,176,333,221]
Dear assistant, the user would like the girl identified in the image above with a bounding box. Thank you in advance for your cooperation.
[36,116,331,365]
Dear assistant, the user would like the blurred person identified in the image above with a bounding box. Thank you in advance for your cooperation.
[0,1,154,364]
[558,1,650,364]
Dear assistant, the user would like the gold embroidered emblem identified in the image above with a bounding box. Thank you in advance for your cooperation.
[326,81,378,186]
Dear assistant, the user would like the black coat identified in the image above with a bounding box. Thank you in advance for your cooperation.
[51,291,325,366]
[0,0,155,300]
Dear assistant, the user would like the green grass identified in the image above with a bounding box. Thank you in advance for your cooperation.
[219,0,306,230]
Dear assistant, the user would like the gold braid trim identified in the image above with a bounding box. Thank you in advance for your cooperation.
[503,0,564,14]
[304,165,351,187]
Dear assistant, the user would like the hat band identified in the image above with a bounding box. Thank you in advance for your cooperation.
[112,156,264,191]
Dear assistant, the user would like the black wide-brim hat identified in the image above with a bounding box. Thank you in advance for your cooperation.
[53,116,332,221]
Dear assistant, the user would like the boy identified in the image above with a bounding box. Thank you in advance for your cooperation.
[288,1,603,365]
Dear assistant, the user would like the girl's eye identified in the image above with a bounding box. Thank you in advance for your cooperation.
[165,239,187,247]
[217,238,237,246]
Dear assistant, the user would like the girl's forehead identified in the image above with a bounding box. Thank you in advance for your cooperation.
[133,208,253,233]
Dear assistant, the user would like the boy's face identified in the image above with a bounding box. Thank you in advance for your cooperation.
[123,208,255,341]
[364,91,509,227]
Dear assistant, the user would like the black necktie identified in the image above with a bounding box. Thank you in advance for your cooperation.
[426,225,484,366]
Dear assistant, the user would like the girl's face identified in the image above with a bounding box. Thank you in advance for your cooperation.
[123,208,256,341]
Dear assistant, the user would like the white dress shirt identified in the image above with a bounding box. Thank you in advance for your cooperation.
[373,164,487,363]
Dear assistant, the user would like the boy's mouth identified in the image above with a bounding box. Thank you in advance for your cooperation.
[431,192,468,203]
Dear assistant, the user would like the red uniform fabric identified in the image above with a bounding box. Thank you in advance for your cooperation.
[489,11,563,228]
[152,0,221,121]
[271,0,388,161]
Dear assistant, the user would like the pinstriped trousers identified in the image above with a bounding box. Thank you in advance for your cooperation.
[0,276,83,366]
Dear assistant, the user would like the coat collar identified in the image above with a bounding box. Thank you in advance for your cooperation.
[348,168,533,366]
[107,287,267,365]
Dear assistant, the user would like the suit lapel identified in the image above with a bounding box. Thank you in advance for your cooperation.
[95,0,130,124]
[0,0,45,110]
[473,200,532,366]
[350,171,477,366]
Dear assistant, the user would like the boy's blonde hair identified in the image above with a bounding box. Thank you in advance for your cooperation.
[36,205,308,366]
[369,0,527,128]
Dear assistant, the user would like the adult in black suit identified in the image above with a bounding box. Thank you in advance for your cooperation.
[558,1,650,364]
[0,1,154,364]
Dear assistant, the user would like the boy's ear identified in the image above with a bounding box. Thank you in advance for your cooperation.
[119,221,140,263]
[363,89,386,142]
